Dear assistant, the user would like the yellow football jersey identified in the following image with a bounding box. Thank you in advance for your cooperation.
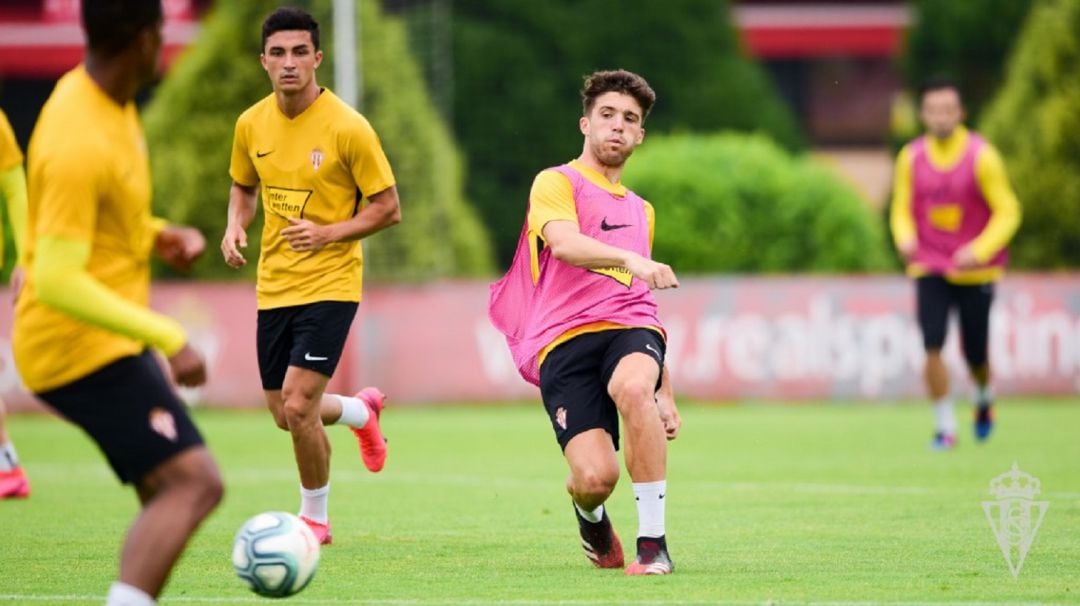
[0,109,22,172]
[1,108,25,267]
[14,67,168,392]
[230,89,396,310]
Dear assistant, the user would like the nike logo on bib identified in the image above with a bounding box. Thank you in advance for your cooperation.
[256,150,274,158]
[304,353,329,361]
[600,217,631,231]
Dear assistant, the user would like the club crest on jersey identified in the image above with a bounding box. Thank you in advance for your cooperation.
[555,407,567,430]
[149,407,178,442]
[310,148,324,171]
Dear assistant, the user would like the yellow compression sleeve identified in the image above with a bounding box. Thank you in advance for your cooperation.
[0,164,28,266]
[34,236,187,356]
[968,146,1022,262]
[889,145,916,249]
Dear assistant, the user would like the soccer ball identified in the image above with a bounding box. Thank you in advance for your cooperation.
[232,511,320,597]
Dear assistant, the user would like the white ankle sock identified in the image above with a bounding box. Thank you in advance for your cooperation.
[331,395,370,428]
[933,397,956,434]
[0,441,18,472]
[299,484,330,524]
[574,502,604,523]
[633,480,667,538]
[106,582,156,606]
[975,384,993,407]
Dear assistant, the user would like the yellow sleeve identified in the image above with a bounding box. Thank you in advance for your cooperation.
[34,236,187,356]
[228,118,258,187]
[889,145,916,248]
[0,110,22,172]
[343,115,396,198]
[527,169,576,240]
[0,164,27,267]
[969,145,1022,261]
[643,200,656,253]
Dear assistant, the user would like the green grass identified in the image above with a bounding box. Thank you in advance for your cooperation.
[2,400,1078,604]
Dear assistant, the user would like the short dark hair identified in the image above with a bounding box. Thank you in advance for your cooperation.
[581,70,656,119]
[262,6,321,51]
[81,0,163,57]
[918,76,963,104]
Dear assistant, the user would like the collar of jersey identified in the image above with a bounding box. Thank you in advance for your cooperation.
[569,159,627,198]
[925,125,970,170]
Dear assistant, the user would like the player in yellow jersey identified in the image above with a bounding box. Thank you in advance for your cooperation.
[221,6,401,545]
[891,77,1021,450]
[0,107,30,499]
[13,2,222,604]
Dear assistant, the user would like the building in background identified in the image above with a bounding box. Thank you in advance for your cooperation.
[733,0,910,204]
[0,0,210,144]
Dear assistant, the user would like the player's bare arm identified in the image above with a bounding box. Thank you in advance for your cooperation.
[168,343,207,388]
[542,219,679,289]
[280,184,401,252]
[655,364,680,440]
[222,181,258,268]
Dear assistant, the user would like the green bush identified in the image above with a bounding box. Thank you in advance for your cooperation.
[980,0,1080,268]
[426,0,804,267]
[622,133,893,273]
[142,0,492,280]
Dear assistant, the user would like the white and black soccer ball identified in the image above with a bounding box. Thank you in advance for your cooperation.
[232,511,320,598]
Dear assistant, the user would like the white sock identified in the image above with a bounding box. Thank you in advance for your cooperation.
[933,397,956,434]
[974,384,993,407]
[330,395,370,428]
[0,441,18,472]
[299,484,330,524]
[633,480,667,538]
[105,582,156,606]
[574,502,604,523]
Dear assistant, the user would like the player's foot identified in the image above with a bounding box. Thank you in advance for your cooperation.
[930,431,956,451]
[299,516,332,545]
[625,535,674,576]
[974,403,994,442]
[0,467,30,499]
[351,387,387,472]
[574,505,624,568]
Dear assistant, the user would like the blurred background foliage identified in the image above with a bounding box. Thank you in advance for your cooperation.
[142,0,493,281]
[893,0,1033,145]
[623,133,892,273]
[403,0,806,268]
[981,0,1080,269]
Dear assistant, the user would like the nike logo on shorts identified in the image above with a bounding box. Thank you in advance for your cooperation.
[304,353,329,361]
[644,343,662,361]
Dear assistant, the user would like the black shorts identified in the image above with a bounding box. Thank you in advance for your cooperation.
[257,301,358,390]
[35,350,205,485]
[538,328,665,452]
[916,275,994,367]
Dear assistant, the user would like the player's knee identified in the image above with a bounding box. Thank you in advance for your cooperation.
[609,378,655,415]
[282,399,319,430]
[575,467,618,501]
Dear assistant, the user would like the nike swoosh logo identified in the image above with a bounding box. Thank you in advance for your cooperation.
[600,217,632,231]
[304,353,328,361]
[659,493,665,499]
[645,343,662,360]
[256,150,274,158]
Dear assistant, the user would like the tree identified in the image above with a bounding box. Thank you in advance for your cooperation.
[142,0,492,280]
[438,0,804,267]
[980,0,1080,268]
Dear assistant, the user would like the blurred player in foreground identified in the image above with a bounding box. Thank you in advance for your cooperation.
[0,107,29,499]
[490,70,681,575]
[891,77,1021,450]
[221,6,401,545]
[12,1,222,604]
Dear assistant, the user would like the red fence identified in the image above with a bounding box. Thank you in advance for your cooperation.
[2,274,1079,412]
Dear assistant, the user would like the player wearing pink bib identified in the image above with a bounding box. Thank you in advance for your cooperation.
[890,78,1021,450]
[490,70,681,575]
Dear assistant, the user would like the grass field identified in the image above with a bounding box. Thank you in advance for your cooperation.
[2,399,1078,605]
